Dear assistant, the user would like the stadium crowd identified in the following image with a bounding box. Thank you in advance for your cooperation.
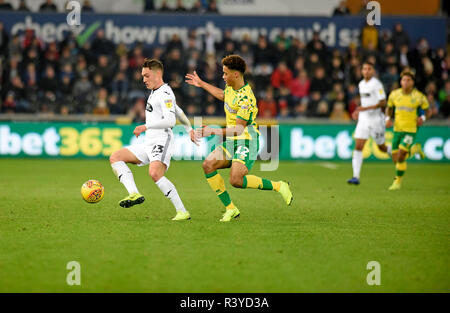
[0,2,449,121]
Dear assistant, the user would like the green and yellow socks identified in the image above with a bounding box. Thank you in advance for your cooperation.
[205,171,236,210]
[395,161,407,183]
[205,171,282,211]
[242,175,281,191]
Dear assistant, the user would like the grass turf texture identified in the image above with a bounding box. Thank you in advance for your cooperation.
[0,159,449,292]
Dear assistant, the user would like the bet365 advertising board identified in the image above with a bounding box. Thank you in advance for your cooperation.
[0,122,449,162]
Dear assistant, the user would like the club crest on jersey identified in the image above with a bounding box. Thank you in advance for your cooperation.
[165,100,173,108]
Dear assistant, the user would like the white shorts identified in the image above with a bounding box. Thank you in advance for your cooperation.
[126,134,173,170]
[354,118,385,145]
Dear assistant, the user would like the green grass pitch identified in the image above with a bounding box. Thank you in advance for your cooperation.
[0,159,449,292]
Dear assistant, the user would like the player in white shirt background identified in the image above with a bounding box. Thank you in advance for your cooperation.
[348,61,392,185]
[109,59,197,221]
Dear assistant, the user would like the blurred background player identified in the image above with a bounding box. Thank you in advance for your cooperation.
[185,55,293,222]
[109,58,197,220]
[385,70,431,190]
[348,61,392,185]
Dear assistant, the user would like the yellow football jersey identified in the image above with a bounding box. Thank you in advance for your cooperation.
[223,83,259,140]
[387,88,429,133]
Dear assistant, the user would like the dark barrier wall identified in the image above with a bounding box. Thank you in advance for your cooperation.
[0,12,446,49]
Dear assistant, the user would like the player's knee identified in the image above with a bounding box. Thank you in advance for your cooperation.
[149,170,162,182]
[229,175,243,188]
[202,160,214,173]
[109,151,119,164]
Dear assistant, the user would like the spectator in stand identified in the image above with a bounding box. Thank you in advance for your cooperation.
[293,97,308,118]
[165,33,184,55]
[94,55,115,85]
[0,22,8,57]
[207,0,219,14]
[271,61,293,98]
[398,44,411,70]
[392,23,410,52]
[174,0,187,13]
[379,42,397,73]
[39,0,58,12]
[305,52,322,75]
[143,0,155,12]
[93,88,109,115]
[9,75,29,112]
[91,29,115,57]
[38,66,59,112]
[381,65,399,93]
[191,0,205,13]
[0,0,13,10]
[7,34,21,59]
[159,0,172,12]
[287,38,306,69]
[73,70,94,113]
[108,93,123,114]
[432,47,446,81]
[306,31,328,64]
[111,71,129,100]
[361,24,378,50]
[2,92,16,113]
[277,98,291,119]
[82,0,95,12]
[203,94,219,116]
[129,98,146,123]
[239,43,254,74]
[258,87,278,118]
[347,94,360,116]
[289,70,310,102]
[332,0,350,16]
[329,101,350,121]
[426,93,440,119]
[330,56,345,85]
[309,66,331,95]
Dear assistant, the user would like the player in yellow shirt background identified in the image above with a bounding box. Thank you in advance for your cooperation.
[185,55,293,222]
[385,70,431,190]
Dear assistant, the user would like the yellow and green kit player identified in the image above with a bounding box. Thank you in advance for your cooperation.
[185,54,293,222]
[385,70,431,190]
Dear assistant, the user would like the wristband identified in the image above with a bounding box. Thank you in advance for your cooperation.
[420,115,426,122]
[385,116,391,122]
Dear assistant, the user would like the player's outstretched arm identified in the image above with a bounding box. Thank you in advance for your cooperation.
[175,103,199,146]
[195,118,246,138]
[185,70,224,101]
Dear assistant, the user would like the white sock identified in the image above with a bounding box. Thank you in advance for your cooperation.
[352,150,363,179]
[111,161,139,195]
[387,145,392,157]
[156,176,186,213]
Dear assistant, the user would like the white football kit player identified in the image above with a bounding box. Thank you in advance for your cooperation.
[126,83,191,170]
[354,77,386,145]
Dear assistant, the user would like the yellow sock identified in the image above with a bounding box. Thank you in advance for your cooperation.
[205,171,235,209]
[243,175,281,191]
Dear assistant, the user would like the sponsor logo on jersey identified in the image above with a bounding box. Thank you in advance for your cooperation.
[224,102,237,114]
[396,106,415,112]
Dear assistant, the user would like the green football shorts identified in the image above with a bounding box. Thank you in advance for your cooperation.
[392,131,417,152]
[221,137,259,170]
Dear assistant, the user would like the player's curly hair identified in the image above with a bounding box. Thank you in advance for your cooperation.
[222,54,246,74]
[400,69,416,81]
[142,58,164,72]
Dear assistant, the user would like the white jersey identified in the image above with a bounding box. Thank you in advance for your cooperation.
[145,83,176,142]
[358,77,386,121]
